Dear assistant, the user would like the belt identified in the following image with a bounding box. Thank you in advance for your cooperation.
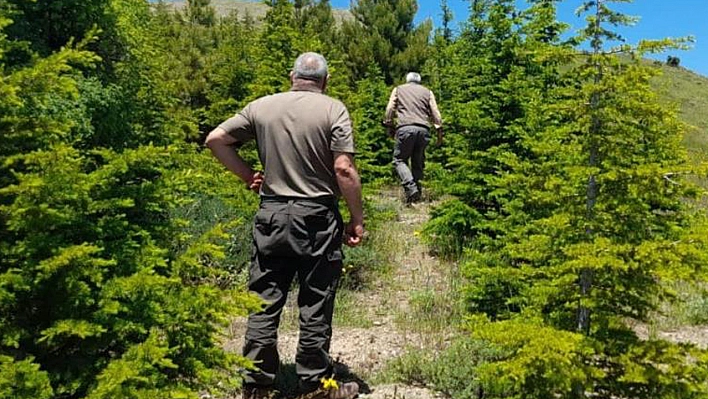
[397,123,430,130]
[260,195,338,207]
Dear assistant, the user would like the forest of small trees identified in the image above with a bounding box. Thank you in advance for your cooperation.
[1,0,708,398]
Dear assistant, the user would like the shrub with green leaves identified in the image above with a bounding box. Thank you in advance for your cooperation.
[0,8,262,398]
[424,0,708,397]
[1,143,262,398]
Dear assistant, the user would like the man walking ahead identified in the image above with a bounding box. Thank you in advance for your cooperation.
[205,52,364,399]
[383,72,443,204]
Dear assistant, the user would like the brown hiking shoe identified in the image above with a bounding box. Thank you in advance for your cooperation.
[242,386,275,399]
[325,382,359,399]
[299,380,359,399]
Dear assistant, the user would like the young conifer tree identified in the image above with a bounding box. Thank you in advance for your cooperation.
[0,5,262,398]
[247,0,329,100]
[424,0,567,257]
[340,0,430,84]
[349,64,391,182]
[246,0,301,99]
[463,1,708,397]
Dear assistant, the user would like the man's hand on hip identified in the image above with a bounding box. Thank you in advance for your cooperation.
[247,171,264,193]
[344,221,365,247]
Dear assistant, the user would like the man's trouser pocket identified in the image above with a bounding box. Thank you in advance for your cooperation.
[253,199,343,258]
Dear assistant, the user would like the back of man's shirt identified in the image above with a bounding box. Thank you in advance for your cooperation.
[384,82,443,129]
[218,89,355,198]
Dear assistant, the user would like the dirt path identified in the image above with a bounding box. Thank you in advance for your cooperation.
[225,189,454,399]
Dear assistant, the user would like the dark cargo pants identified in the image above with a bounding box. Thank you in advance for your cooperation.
[392,125,430,198]
[243,197,344,389]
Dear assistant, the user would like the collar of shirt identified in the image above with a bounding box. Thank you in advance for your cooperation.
[290,79,324,93]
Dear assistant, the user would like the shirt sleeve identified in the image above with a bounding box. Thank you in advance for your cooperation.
[383,87,398,126]
[330,103,355,154]
[429,91,443,130]
[217,104,256,143]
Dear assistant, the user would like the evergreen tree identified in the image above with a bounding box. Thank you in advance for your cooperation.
[247,0,302,100]
[349,65,391,182]
[341,0,431,84]
[292,0,352,101]
[186,0,216,26]
[201,14,258,127]
[0,6,262,398]
[424,0,557,256]
[439,0,454,43]
[2,0,113,54]
[149,0,257,140]
[448,1,708,397]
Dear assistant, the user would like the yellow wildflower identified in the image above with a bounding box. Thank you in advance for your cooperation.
[320,377,339,390]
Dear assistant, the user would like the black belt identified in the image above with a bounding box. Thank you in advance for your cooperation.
[397,123,430,130]
[260,195,338,206]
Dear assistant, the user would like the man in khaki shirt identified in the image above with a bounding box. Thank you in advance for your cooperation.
[383,72,443,203]
[205,52,363,399]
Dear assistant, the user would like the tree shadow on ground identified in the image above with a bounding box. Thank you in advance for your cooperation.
[275,361,371,398]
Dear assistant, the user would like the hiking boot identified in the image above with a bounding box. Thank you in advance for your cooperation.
[405,190,421,205]
[242,385,275,399]
[415,182,423,197]
[325,381,359,399]
[299,380,359,399]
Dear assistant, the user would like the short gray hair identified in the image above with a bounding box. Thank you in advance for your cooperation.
[293,52,328,82]
[406,72,421,83]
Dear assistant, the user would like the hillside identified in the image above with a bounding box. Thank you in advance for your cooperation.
[162,0,352,22]
[652,64,708,162]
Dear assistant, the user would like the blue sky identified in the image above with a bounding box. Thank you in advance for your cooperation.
[329,0,708,77]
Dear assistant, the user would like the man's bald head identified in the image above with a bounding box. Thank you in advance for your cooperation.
[292,52,328,83]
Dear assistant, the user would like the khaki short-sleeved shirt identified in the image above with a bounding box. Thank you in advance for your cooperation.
[218,88,355,198]
[383,83,443,129]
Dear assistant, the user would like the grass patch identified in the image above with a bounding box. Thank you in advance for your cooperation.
[651,64,708,163]
[340,190,401,290]
[333,289,374,328]
[397,285,464,338]
[651,281,708,329]
[375,338,502,399]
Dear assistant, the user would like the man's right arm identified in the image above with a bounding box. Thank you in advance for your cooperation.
[205,128,263,192]
[383,88,398,137]
[204,109,262,193]
[334,152,364,247]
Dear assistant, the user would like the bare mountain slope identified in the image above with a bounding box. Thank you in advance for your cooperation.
[160,0,352,23]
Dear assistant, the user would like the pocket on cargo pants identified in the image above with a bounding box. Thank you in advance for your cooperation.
[253,206,291,258]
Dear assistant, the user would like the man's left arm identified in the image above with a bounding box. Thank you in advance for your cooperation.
[429,91,444,146]
[205,127,262,193]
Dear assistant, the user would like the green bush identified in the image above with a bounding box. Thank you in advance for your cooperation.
[422,199,481,259]
[1,144,263,398]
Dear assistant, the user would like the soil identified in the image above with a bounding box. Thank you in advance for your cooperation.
[632,323,708,349]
